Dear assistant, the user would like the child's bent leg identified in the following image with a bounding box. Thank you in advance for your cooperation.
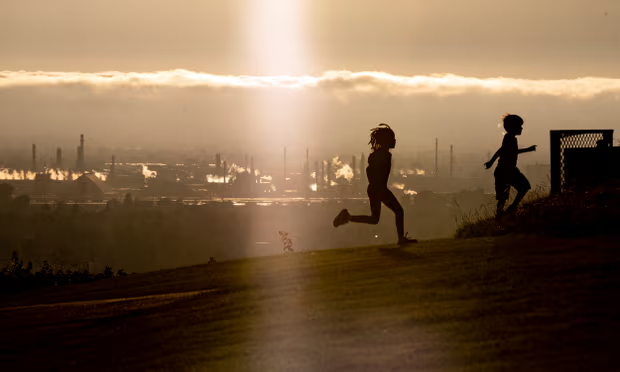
[506,191,527,213]
[496,199,506,219]
[350,191,382,224]
[506,169,531,213]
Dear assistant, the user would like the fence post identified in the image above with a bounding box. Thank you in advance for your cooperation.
[550,130,561,194]
[603,131,614,147]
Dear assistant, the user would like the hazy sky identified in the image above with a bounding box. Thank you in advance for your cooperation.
[2,0,619,76]
[1,0,619,163]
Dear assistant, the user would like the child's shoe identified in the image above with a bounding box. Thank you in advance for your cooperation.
[333,209,350,227]
[398,233,418,247]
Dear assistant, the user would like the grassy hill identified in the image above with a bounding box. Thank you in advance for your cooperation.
[0,235,619,371]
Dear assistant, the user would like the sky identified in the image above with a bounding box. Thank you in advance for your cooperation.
[1,0,619,164]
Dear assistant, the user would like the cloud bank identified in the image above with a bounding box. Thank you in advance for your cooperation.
[1,70,620,99]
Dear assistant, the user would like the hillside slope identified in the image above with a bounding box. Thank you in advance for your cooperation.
[0,235,619,371]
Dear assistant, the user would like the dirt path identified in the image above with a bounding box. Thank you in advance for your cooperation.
[0,235,618,371]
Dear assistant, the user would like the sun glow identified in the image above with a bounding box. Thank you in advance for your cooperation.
[246,0,309,75]
[244,3,315,366]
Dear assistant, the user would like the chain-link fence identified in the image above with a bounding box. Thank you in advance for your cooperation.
[550,130,614,194]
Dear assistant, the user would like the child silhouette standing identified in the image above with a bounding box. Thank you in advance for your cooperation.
[333,124,417,247]
[485,114,536,218]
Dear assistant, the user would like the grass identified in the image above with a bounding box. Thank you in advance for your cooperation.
[455,185,620,238]
[0,235,618,371]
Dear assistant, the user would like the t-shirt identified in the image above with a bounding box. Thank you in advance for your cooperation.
[497,134,518,171]
[366,150,391,186]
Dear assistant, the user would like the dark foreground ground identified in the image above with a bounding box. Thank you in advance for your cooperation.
[0,235,619,371]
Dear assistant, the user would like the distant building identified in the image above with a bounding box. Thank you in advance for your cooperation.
[76,173,115,199]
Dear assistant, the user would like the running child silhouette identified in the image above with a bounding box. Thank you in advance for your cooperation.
[333,123,417,247]
[484,114,536,218]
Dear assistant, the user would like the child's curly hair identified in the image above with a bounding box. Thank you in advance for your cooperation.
[369,123,395,150]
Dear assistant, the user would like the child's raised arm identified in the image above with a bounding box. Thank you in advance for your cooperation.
[518,145,537,154]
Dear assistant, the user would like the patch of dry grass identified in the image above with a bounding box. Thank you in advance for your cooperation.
[455,185,620,238]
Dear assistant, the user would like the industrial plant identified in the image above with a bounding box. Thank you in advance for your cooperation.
[0,135,550,208]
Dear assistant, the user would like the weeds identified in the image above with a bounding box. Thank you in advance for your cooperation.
[0,251,126,294]
[278,231,294,254]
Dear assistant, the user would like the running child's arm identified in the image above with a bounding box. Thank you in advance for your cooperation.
[484,148,501,169]
[518,145,537,154]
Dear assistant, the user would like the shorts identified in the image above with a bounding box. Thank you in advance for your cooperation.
[494,167,531,201]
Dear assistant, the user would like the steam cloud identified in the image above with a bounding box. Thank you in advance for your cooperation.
[331,157,354,182]
[0,168,106,181]
[1,70,620,99]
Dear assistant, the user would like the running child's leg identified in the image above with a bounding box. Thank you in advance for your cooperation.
[382,190,417,245]
[380,189,405,239]
[496,199,506,218]
[506,192,526,213]
[349,189,382,224]
[506,169,531,213]
[495,171,510,219]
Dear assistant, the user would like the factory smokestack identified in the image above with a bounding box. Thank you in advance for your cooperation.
[32,144,37,171]
[250,156,255,185]
[435,138,438,178]
[76,134,85,171]
[215,154,221,175]
[315,160,320,192]
[326,159,332,187]
[321,160,325,190]
[223,160,228,183]
[305,148,310,190]
[107,155,116,184]
[56,147,62,169]
[450,144,454,177]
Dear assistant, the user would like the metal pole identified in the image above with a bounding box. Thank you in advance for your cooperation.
[550,131,561,194]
